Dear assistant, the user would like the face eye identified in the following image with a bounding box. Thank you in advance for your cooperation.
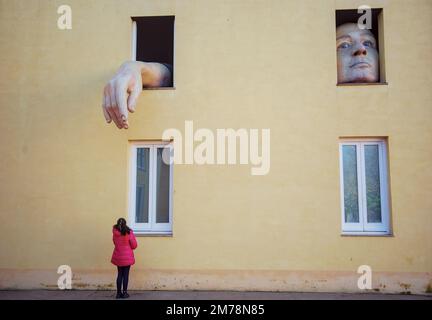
[338,42,351,49]
[363,40,375,48]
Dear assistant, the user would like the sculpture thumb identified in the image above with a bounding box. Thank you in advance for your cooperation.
[127,88,140,113]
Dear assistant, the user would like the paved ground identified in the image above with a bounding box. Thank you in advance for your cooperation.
[0,290,431,300]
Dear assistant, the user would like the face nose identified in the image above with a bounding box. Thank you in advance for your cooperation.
[352,42,367,56]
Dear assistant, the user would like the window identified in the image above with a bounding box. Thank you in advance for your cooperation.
[339,139,391,235]
[336,8,386,85]
[131,16,175,87]
[129,141,173,235]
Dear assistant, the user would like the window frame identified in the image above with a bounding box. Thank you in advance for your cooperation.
[128,141,174,236]
[335,8,387,86]
[131,16,175,89]
[339,139,391,235]
[131,20,137,61]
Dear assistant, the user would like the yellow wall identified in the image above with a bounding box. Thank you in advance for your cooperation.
[0,0,431,293]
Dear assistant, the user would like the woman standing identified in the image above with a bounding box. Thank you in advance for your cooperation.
[111,218,138,299]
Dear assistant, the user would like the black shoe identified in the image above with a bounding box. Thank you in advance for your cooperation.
[122,292,130,299]
[116,292,124,299]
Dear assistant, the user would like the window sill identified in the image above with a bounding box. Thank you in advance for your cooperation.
[134,231,173,237]
[142,87,176,90]
[337,82,388,86]
[341,232,393,237]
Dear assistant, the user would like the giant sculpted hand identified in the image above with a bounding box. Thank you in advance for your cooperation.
[102,61,172,129]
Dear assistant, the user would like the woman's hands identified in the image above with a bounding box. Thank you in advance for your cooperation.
[129,230,138,250]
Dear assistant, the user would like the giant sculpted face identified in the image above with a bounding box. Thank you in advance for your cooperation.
[337,23,379,83]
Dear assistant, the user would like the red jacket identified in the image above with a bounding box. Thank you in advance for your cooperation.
[111,227,138,267]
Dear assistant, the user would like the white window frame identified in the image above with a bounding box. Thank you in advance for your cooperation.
[130,16,176,88]
[339,139,391,235]
[131,20,137,61]
[128,141,173,235]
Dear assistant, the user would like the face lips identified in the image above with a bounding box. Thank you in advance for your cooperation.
[350,61,371,69]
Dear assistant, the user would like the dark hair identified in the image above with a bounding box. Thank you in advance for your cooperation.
[113,218,131,236]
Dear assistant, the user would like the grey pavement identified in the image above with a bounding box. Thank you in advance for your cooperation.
[0,290,431,300]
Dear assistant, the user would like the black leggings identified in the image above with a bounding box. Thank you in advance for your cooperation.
[116,266,131,294]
